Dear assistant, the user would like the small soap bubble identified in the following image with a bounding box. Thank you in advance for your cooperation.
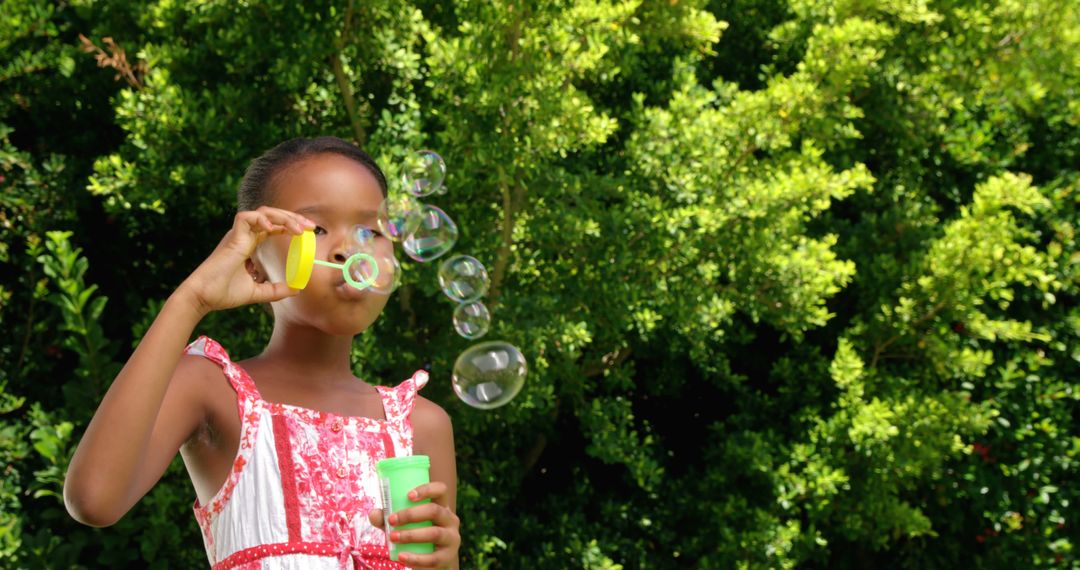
[402,150,447,197]
[452,341,527,409]
[438,255,490,303]
[377,192,423,242]
[345,225,400,295]
[347,250,401,295]
[403,204,458,263]
[453,301,491,339]
[353,225,377,245]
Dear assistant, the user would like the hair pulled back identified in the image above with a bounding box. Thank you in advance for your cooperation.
[237,136,388,212]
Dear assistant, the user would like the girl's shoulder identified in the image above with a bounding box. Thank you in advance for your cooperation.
[411,394,453,452]
[412,395,451,427]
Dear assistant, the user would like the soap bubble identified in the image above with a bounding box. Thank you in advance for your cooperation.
[438,255,490,303]
[345,225,400,295]
[452,341,527,409]
[453,301,491,339]
[352,225,378,245]
[347,250,401,295]
[377,192,422,242]
[403,204,458,263]
[402,150,446,197]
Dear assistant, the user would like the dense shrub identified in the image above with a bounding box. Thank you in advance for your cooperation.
[1,0,1076,567]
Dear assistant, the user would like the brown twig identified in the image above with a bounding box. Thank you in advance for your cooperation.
[78,34,146,90]
[869,297,949,368]
[582,346,633,378]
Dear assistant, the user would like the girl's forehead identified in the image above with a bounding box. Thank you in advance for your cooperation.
[271,154,383,209]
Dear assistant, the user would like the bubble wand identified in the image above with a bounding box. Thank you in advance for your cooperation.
[284,230,379,290]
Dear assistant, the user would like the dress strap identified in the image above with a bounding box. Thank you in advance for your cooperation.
[375,370,429,457]
[183,336,263,406]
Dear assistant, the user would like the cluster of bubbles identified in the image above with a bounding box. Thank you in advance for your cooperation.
[439,255,491,339]
[375,150,527,410]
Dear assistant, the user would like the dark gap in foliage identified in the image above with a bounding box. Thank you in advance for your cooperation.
[705,0,794,91]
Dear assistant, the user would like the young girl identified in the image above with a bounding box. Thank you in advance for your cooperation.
[63,137,461,569]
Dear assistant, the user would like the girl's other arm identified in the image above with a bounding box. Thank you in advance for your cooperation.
[63,289,211,527]
[380,396,460,569]
[414,397,457,516]
[63,207,313,527]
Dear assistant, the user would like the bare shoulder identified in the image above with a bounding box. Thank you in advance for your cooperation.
[174,353,227,399]
[411,396,455,457]
[412,396,453,435]
[171,353,231,440]
[175,352,222,379]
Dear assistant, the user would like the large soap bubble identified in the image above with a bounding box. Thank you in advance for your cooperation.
[402,150,447,198]
[344,225,401,295]
[438,255,490,303]
[403,204,458,262]
[452,341,527,409]
[347,249,401,295]
[377,192,423,242]
[453,301,490,339]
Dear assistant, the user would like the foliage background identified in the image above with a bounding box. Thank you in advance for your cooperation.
[1,0,1077,568]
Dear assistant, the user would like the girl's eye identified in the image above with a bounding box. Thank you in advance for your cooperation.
[313,226,327,236]
[352,226,384,241]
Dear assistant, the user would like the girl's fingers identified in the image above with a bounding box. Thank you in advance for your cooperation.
[236,208,315,238]
[390,525,458,546]
[390,502,459,529]
[407,481,447,502]
[396,550,456,569]
[256,206,316,234]
[368,508,384,528]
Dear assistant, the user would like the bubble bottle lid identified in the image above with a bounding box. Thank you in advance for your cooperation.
[286,229,379,290]
[286,229,316,288]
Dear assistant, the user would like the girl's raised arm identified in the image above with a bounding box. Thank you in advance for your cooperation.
[63,207,314,527]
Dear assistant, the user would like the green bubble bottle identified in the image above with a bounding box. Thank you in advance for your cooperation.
[377,455,435,561]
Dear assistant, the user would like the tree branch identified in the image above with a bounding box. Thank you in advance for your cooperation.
[488,166,519,306]
[331,0,365,145]
[398,282,417,330]
[330,52,366,146]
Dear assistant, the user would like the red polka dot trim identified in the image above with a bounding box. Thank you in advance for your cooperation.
[212,541,404,569]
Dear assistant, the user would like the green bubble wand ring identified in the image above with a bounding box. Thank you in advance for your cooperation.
[285,230,379,290]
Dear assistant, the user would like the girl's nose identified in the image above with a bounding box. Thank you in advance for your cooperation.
[330,238,351,264]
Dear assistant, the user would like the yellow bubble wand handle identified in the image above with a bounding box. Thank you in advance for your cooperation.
[286,231,316,289]
[287,230,379,290]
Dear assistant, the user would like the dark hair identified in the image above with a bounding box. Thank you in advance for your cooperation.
[237,136,388,212]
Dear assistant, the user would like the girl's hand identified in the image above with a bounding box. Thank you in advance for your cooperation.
[368,481,460,569]
[178,206,315,315]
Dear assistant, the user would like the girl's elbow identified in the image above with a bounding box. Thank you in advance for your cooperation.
[63,476,122,528]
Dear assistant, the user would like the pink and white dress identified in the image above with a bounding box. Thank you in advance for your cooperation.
[184,336,428,569]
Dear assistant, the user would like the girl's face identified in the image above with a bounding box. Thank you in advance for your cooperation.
[253,152,393,336]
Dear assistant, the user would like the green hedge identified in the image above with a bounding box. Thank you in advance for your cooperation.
[1,0,1077,567]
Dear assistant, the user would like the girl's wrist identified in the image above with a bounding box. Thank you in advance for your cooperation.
[169,284,212,320]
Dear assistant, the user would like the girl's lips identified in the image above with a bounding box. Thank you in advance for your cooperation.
[335,280,368,301]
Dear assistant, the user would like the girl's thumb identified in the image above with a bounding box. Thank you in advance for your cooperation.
[255,282,300,304]
[368,508,384,529]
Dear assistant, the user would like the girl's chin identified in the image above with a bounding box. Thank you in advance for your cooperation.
[314,314,377,337]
